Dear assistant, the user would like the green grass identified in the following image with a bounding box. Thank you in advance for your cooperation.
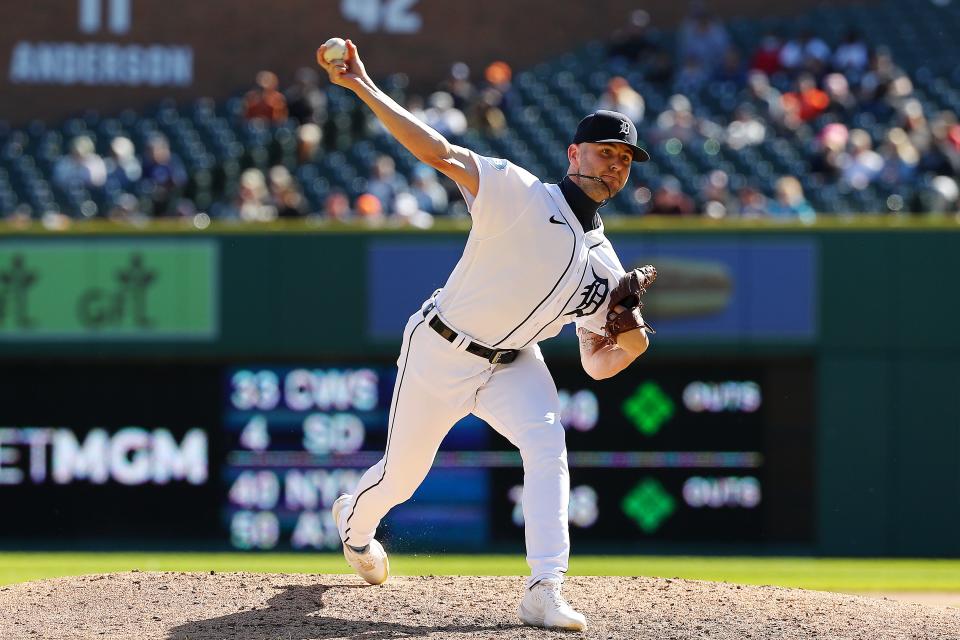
[2,553,959,592]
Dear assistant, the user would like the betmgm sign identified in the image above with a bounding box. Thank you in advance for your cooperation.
[0,426,208,487]
[8,0,193,88]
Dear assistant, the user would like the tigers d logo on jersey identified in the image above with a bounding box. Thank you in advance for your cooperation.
[566,268,608,317]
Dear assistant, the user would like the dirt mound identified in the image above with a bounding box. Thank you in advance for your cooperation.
[1,572,957,639]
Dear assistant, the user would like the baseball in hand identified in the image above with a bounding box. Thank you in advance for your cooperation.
[321,37,347,64]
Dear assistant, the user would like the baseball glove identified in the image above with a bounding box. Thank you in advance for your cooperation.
[604,265,657,340]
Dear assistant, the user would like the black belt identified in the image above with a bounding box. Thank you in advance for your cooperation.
[423,303,519,364]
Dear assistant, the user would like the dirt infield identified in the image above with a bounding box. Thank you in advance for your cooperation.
[873,592,960,609]
[1,572,957,640]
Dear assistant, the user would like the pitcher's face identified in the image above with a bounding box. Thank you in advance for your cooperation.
[569,142,633,201]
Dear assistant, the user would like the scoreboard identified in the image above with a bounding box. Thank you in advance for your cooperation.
[223,366,388,551]
[0,358,814,550]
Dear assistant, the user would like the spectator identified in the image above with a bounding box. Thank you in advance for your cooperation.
[403,95,426,123]
[726,104,766,150]
[244,70,288,123]
[350,97,372,141]
[595,77,645,125]
[40,209,72,230]
[296,123,323,163]
[781,73,830,128]
[673,56,709,94]
[423,91,467,137]
[917,175,960,214]
[140,134,187,215]
[646,49,677,86]
[921,111,960,176]
[779,30,831,77]
[841,129,884,190]
[268,165,308,218]
[741,70,785,126]
[768,176,815,221]
[946,114,960,151]
[653,94,701,144]
[439,62,477,112]
[607,9,657,64]
[750,32,783,77]
[647,177,696,215]
[858,48,901,118]
[394,192,434,229]
[898,98,932,153]
[107,193,144,223]
[832,29,870,82]
[471,88,508,135]
[737,186,769,217]
[810,122,849,180]
[677,7,730,76]
[484,60,512,91]
[714,48,747,86]
[104,136,141,192]
[365,154,408,211]
[879,127,920,186]
[483,60,516,112]
[885,73,916,116]
[284,67,327,125]
[171,198,198,219]
[322,190,352,220]
[410,164,449,215]
[216,168,276,221]
[699,170,738,219]
[355,192,385,224]
[52,135,106,189]
[5,203,33,227]
[822,73,857,120]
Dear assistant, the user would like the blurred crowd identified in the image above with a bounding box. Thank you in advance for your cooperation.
[4,0,960,227]
[4,62,517,227]
[603,4,960,217]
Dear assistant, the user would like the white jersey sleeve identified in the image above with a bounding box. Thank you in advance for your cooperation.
[458,152,540,239]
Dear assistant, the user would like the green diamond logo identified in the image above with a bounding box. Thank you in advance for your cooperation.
[622,381,674,436]
[622,478,676,533]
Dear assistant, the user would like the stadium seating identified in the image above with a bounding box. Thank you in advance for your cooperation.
[1,0,958,218]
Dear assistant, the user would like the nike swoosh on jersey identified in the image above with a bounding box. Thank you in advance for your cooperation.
[548,215,566,225]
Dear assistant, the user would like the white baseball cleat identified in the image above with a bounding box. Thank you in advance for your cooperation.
[332,494,390,585]
[518,578,587,631]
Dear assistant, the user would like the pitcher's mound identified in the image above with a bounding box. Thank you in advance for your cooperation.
[1,572,957,639]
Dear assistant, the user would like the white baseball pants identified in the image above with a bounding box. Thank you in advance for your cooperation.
[336,305,570,587]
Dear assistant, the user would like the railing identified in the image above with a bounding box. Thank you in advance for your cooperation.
[2,214,960,235]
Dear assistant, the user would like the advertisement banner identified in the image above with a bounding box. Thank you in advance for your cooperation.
[366,238,818,343]
[0,240,218,340]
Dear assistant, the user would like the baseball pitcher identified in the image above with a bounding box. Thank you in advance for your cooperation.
[317,39,656,632]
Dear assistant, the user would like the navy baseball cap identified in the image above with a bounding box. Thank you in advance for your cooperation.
[573,110,650,162]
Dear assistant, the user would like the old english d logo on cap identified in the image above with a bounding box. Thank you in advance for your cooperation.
[572,110,650,162]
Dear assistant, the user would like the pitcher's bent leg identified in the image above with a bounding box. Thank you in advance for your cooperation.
[338,319,467,548]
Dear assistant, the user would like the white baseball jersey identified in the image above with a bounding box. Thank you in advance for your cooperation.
[435,152,627,348]
[338,151,633,590]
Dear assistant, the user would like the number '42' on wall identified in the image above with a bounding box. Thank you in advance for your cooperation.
[340,0,422,33]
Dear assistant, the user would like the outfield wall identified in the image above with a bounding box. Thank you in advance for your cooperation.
[0,220,957,556]
[0,0,872,125]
